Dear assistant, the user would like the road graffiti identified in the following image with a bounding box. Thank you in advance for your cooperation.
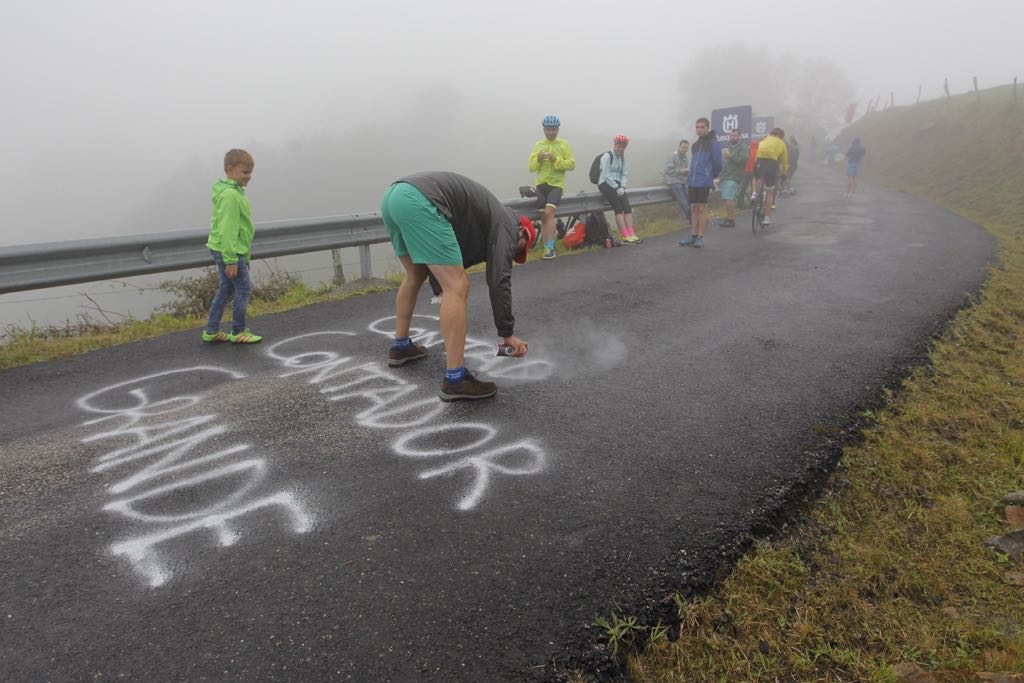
[77,367,313,588]
[266,318,552,510]
[76,317,552,586]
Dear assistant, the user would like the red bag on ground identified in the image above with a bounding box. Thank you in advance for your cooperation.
[562,219,586,250]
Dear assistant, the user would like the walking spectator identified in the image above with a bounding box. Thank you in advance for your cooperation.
[784,136,800,193]
[663,139,692,226]
[715,128,747,227]
[597,134,641,244]
[845,137,866,196]
[679,117,722,248]
[380,171,537,402]
[528,115,576,260]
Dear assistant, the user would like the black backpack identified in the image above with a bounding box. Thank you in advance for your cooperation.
[583,211,612,247]
[589,151,611,184]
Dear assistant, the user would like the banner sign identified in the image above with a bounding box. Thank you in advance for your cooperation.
[710,105,753,144]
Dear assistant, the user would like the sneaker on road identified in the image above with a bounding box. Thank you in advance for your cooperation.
[715,219,736,227]
[762,216,772,226]
[440,369,497,402]
[679,235,697,246]
[202,330,231,343]
[228,329,262,344]
[542,248,556,260]
[388,342,427,367]
[693,236,704,248]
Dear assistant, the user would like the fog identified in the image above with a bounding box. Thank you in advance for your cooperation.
[1,0,1020,248]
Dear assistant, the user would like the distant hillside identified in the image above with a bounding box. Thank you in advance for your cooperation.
[836,83,1023,229]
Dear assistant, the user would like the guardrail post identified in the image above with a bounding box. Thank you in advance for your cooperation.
[359,245,373,280]
[331,248,346,285]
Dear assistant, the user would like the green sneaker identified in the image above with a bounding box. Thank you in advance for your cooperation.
[202,330,231,343]
[228,329,263,344]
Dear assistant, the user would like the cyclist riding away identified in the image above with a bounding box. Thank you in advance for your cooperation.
[752,127,789,226]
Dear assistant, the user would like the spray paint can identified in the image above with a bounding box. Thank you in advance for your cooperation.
[496,344,515,357]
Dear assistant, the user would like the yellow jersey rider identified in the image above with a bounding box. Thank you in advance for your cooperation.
[753,127,789,226]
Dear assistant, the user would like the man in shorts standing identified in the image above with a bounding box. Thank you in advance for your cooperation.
[380,172,537,402]
[679,117,722,248]
[715,128,747,227]
[528,115,576,260]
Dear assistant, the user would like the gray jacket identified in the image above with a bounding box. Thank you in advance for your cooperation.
[663,151,689,185]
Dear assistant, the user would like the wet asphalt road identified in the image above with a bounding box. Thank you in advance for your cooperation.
[0,170,994,681]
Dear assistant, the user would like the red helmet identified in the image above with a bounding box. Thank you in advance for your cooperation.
[514,214,538,264]
[613,134,630,144]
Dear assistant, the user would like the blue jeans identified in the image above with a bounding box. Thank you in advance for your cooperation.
[205,250,252,334]
[669,183,692,222]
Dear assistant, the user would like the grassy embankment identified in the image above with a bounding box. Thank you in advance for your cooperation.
[617,85,1024,680]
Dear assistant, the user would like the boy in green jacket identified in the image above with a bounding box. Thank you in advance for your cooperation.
[203,148,262,344]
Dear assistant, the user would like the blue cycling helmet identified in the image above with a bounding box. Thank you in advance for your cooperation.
[542,115,561,127]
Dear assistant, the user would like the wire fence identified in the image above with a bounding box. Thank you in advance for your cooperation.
[861,75,1019,115]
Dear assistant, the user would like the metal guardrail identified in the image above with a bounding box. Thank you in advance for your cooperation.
[0,186,674,294]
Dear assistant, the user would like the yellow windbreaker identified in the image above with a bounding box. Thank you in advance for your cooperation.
[755,135,789,175]
[528,138,576,189]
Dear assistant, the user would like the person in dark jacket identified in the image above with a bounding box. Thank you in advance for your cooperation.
[845,138,866,196]
[380,172,537,402]
[679,117,723,248]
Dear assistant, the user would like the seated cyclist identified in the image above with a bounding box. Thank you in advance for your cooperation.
[753,127,789,226]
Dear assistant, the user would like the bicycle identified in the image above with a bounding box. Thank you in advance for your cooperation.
[750,186,766,233]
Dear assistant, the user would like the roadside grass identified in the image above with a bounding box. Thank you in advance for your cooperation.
[0,274,402,369]
[622,84,1024,680]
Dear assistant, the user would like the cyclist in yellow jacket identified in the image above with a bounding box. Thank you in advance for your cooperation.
[528,115,576,260]
[753,128,789,226]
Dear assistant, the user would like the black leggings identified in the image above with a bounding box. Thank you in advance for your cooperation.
[598,182,632,215]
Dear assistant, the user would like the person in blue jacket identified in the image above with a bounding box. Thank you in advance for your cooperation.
[679,117,723,249]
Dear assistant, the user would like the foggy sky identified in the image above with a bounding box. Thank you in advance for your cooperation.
[1,0,1021,246]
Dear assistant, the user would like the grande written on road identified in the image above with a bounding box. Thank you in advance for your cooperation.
[77,316,555,588]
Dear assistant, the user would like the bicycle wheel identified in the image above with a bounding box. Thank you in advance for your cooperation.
[751,196,762,233]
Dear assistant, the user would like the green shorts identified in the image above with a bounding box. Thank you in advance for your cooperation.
[380,182,463,266]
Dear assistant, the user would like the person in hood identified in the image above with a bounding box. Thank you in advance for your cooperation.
[380,171,537,402]
[203,148,261,344]
[679,117,723,248]
[846,137,867,196]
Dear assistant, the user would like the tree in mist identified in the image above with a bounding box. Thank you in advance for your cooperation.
[677,45,855,137]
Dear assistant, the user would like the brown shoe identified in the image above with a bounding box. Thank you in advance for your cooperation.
[439,369,497,402]
[388,342,427,367]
